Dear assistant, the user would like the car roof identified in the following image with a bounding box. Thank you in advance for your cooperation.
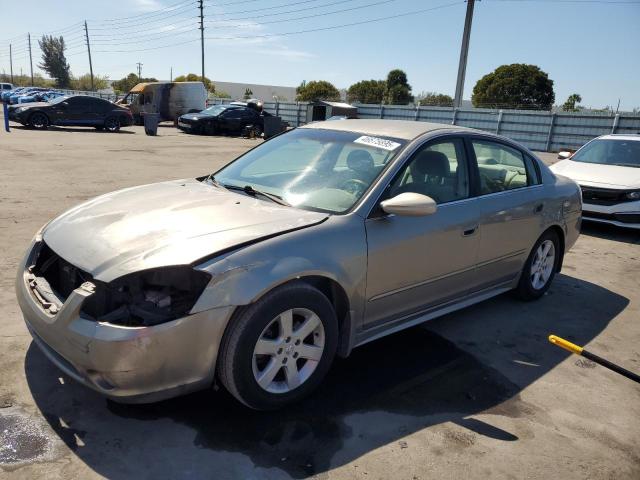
[300,119,472,140]
[597,134,640,142]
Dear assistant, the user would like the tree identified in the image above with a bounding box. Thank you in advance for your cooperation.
[472,64,555,110]
[111,73,158,94]
[70,73,109,91]
[417,92,454,107]
[347,79,386,104]
[296,80,341,102]
[243,88,253,100]
[562,93,582,112]
[384,69,413,105]
[37,35,71,88]
[173,73,215,92]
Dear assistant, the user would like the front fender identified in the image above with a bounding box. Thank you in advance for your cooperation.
[191,214,368,327]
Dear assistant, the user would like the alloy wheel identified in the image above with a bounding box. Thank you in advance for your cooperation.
[530,239,555,290]
[252,308,325,394]
[30,113,48,129]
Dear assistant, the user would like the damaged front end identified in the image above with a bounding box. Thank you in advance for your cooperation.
[17,240,233,403]
[29,242,211,327]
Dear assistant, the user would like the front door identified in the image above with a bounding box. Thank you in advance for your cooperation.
[364,137,481,328]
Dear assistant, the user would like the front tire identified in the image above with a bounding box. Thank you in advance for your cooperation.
[218,282,338,410]
[29,112,49,130]
[514,230,560,301]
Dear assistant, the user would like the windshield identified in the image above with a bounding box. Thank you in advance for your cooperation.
[213,128,406,213]
[572,139,640,168]
[201,104,230,116]
[48,95,69,105]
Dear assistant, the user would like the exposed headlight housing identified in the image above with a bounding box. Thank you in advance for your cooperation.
[82,266,211,327]
[625,191,640,200]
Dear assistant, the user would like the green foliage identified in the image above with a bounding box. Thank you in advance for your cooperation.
[562,93,583,112]
[417,91,454,107]
[296,80,341,102]
[212,90,231,98]
[173,73,214,91]
[111,73,158,94]
[37,35,71,88]
[0,73,54,88]
[346,80,386,104]
[472,64,555,110]
[384,69,413,105]
[70,73,109,91]
[243,88,253,100]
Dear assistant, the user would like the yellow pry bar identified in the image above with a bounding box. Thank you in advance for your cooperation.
[548,335,583,355]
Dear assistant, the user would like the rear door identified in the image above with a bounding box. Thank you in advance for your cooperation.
[364,136,481,328]
[468,137,545,288]
[219,108,245,133]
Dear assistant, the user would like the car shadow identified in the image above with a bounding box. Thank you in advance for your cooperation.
[10,125,136,134]
[24,274,628,479]
[580,221,640,245]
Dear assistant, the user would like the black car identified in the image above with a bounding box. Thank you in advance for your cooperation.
[177,104,265,136]
[11,95,134,132]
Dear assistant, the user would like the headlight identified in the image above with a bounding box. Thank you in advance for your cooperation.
[82,266,211,327]
[626,191,640,200]
[15,107,25,113]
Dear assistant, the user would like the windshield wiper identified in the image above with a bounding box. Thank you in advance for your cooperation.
[204,174,228,189]
[224,184,291,207]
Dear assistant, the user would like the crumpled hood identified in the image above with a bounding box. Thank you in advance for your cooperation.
[42,179,327,281]
[551,160,640,188]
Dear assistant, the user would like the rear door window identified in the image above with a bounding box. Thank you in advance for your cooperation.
[471,140,536,194]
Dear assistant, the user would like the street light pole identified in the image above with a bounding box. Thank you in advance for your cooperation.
[453,0,476,109]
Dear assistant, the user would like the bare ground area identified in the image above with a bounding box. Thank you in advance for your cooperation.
[1,122,639,480]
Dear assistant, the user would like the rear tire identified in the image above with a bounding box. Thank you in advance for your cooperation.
[104,117,120,132]
[29,112,49,130]
[514,229,560,301]
[218,282,338,410]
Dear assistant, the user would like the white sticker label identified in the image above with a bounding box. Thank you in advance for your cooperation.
[354,135,401,151]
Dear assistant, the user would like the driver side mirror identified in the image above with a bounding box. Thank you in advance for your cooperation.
[557,151,572,160]
[380,192,437,217]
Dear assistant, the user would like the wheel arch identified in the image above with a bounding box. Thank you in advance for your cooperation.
[545,224,566,272]
[28,109,49,124]
[221,274,354,363]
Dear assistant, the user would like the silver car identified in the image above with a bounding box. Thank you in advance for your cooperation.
[16,120,582,410]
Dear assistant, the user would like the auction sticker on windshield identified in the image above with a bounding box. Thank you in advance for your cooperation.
[354,135,401,151]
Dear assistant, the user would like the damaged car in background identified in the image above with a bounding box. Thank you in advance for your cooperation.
[16,119,581,410]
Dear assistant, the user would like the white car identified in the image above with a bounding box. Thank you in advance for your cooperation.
[550,134,640,229]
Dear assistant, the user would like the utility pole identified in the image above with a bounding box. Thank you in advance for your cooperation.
[84,21,95,91]
[170,66,173,82]
[198,0,205,83]
[454,0,476,109]
[28,33,34,86]
[136,62,143,79]
[9,43,13,83]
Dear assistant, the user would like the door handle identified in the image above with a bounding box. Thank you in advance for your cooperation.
[462,225,478,237]
[534,203,544,214]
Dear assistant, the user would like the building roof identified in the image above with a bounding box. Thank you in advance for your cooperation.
[301,119,468,140]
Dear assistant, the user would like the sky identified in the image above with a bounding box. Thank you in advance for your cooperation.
[0,0,639,110]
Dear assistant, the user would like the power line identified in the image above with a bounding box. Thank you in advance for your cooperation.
[93,1,462,53]
[89,8,197,30]
[91,0,195,23]
[206,0,358,19]
[205,0,397,28]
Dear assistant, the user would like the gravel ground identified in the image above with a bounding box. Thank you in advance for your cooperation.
[1,121,639,480]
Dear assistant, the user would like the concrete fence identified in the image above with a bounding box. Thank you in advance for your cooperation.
[212,97,640,153]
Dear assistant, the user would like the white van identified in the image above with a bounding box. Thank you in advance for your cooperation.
[117,81,207,124]
[0,83,14,94]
